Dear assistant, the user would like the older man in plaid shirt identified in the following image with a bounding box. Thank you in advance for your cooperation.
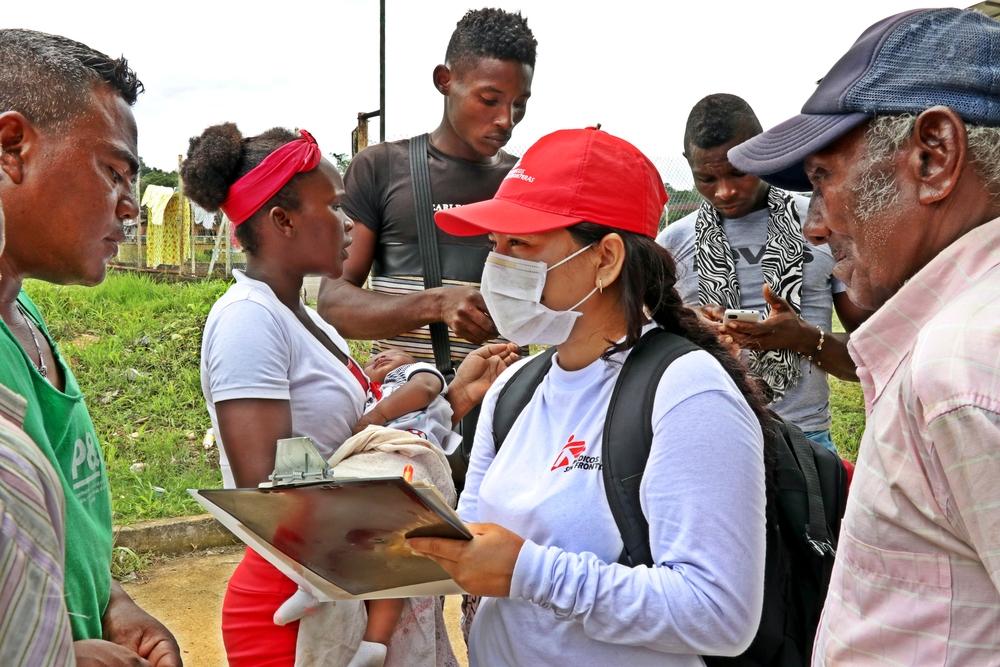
[730,8,1000,665]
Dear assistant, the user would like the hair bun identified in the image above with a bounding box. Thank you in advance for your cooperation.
[180,123,244,211]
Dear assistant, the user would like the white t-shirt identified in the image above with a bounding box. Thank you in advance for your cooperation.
[201,270,367,488]
[459,339,766,666]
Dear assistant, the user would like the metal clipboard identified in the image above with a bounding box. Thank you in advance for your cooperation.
[190,437,470,601]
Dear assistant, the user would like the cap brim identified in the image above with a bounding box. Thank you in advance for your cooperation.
[434,198,584,237]
[728,112,870,192]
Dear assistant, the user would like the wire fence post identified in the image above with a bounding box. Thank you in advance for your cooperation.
[224,215,232,276]
[135,169,144,268]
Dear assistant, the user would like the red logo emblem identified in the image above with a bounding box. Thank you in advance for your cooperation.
[551,434,587,471]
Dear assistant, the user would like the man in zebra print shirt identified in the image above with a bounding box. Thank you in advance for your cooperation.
[658,94,871,453]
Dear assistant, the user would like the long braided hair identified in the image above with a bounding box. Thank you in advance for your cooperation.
[568,221,769,428]
[569,221,777,534]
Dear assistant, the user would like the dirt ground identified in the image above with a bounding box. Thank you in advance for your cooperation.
[122,546,468,666]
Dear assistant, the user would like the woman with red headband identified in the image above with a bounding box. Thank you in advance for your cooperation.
[182,124,365,665]
[408,128,769,665]
[182,125,502,666]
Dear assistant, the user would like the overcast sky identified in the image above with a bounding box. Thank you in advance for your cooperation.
[9,0,919,187]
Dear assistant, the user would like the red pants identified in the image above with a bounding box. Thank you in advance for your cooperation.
[222,548,299,666]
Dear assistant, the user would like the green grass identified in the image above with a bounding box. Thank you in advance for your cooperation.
[22,271,865,525]
[25,272,372,525]
[111,545,151,581]
[25,272,230,524]
[829,314,865,462]
[830,377,865,462]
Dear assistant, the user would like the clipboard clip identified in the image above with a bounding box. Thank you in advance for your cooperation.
[260,437,335,488]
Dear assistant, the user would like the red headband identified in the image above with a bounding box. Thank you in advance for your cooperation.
[220,129,322,226]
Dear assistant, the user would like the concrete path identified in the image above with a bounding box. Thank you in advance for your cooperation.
[123,547,469,666]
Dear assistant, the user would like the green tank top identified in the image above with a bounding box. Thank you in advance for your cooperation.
[0,292,112,640]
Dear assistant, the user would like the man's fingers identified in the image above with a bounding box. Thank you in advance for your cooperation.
[762,284,791,311]
[442,288,498,341]
[135,628,181,667]
[466,306,498,334]
[454,309,497,343]
[725,321,765,334]
[146,641,183,667]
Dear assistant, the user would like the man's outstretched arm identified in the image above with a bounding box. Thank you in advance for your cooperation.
[317,223,497,344]
[721,285,859,381]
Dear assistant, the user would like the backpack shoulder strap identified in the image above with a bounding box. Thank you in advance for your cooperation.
[408,133,453,376]
[774,414,836,556]
[603,328,700,566]
[492,347,558,452]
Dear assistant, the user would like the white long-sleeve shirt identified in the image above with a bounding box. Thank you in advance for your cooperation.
[458,342,766,666]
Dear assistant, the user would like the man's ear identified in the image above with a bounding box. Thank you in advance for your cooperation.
[595,233,626,290]
[908,106,967,205]
[0,112,35,186]
[433,64,452,96]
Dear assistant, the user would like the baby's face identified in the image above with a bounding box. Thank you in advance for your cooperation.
[363,349,415,384]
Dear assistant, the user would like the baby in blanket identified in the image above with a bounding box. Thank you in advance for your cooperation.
[277,342,518,667]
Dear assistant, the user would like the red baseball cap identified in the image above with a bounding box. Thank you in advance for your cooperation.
[434,127,668,239]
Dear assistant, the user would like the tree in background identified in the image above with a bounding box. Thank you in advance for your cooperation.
[330,151,351,174]
[139,158,179,199]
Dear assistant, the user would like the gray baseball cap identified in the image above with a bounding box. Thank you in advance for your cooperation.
[729,8,1000,192]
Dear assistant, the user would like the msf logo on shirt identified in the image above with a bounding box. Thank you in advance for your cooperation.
[550,434,602,473]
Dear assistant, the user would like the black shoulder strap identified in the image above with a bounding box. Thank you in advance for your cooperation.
[491,330,698,567]
[492,347,558,451]
[602,329,700,566]
[408,133,453,376]
[775,415,836,556]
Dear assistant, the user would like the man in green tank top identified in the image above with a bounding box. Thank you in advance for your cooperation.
[0,30,181,665]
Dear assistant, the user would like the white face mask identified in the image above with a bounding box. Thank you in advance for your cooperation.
[479,244,598,347]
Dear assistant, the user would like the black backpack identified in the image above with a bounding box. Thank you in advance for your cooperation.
[492,328,848,666]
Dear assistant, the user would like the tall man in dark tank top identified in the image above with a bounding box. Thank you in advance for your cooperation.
[317,8,536,364]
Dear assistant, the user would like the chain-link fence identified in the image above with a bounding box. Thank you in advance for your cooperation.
[658,158,702,231]
[112,206,245,278]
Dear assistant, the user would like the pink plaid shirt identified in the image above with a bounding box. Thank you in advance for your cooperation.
[813,218,1000,665]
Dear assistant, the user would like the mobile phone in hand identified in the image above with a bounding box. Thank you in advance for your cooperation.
[724,309,762,322]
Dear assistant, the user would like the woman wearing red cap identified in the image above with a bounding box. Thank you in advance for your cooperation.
[409,128,768,665]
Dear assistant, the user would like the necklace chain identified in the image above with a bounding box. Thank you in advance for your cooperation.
[15,303,48,378]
